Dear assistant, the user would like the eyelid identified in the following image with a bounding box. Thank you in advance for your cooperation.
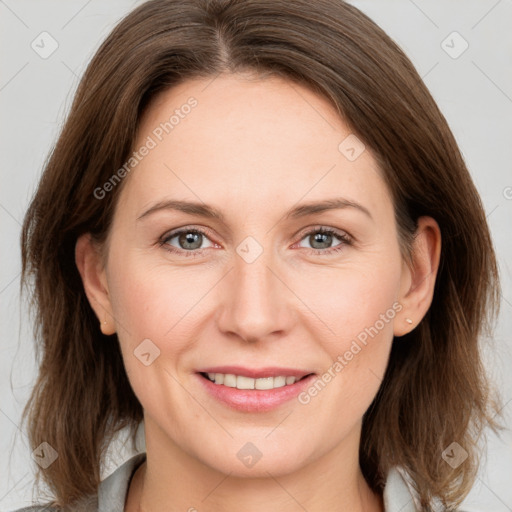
[159,225,218,250]
[293,224,352,242]
[291,225,353,254]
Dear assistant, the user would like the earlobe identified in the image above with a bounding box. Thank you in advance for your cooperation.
[394,216,441,337]
[75,233,116,335]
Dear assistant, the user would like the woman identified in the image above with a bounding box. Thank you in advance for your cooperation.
[15,0,502,510]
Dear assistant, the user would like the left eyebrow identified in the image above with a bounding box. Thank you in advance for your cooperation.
[136,197,373,223]
[284,198,373,221]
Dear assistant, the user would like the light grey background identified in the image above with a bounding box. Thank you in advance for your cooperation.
[1,0,511,510]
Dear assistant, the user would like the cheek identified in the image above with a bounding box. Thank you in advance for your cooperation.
[105,253,208,418]
[106,248,216,356]
[294,255,401,346]
[294,256,401,414]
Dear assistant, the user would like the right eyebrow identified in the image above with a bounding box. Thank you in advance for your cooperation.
[137,200,226,223]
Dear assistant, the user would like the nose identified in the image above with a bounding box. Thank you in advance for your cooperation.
[216,248,293,344]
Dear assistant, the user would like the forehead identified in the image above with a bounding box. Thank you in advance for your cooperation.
[119,73,392,224]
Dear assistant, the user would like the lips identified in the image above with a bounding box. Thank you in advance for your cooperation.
[195,365,314,379]
[196,370,317,412]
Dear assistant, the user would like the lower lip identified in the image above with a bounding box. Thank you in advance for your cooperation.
[196,373,316,412]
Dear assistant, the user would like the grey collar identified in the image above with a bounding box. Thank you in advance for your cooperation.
[98,452,146,512]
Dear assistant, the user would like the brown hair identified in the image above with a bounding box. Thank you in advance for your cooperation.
[20,0,502,509]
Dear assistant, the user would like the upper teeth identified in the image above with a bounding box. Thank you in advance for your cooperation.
[207,373,299,390]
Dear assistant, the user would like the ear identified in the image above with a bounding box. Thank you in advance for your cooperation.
[394,216,441,337]
[75,233,116,335]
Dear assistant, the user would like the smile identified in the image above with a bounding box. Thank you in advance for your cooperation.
[201,372,311,390]
[196,371,317,412]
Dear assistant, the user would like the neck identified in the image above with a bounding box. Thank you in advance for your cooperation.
[126,417,383,512]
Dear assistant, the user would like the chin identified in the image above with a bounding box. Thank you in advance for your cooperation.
[199,443,311,479]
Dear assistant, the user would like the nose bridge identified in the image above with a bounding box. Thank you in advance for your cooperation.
[217,238,288,342]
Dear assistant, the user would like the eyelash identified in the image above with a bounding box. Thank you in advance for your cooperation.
[158,225,353,258]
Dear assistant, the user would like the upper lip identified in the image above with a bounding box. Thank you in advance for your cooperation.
[196,366,315,379]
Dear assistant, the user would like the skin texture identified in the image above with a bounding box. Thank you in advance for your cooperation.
[75,73,441,512]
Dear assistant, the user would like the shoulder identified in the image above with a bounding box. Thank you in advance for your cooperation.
[9,452,146,512]
[8,494,97,512]
[8,507,59,512]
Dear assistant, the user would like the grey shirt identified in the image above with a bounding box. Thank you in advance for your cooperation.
[11,452,422,511]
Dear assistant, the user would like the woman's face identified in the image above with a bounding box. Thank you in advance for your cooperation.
[81,73,423,477]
